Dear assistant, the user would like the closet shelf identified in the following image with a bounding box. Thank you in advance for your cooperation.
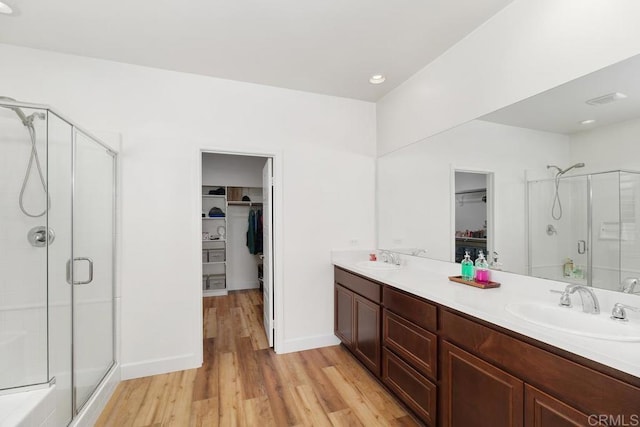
[202,217,226,220]
[202,239,226,242]
[202,195,226,199]
[455,237,487,242]
[203,261,226,265]
[227,201,263,206]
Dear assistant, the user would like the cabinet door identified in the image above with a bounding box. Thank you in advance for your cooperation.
[354,294,381,376]
[525,385,599,427]
[335,284,354,347]
[441,340,524,427]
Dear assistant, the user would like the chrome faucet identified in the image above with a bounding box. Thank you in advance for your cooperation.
[611,303,640,321]
[553,284,600,314]
[380,250,401,265]
[620,277,639,294]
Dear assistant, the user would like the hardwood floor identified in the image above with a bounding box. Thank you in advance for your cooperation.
[96,289,418,426]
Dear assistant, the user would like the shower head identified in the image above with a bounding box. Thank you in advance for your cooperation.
[0,96,29,125]
[547,163,585,176]
[560,163,585,175]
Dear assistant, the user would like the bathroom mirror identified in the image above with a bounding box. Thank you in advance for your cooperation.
[377,53,640,294]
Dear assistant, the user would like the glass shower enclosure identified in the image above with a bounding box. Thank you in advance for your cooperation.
[528,170,640,291]
[0,98,116,425]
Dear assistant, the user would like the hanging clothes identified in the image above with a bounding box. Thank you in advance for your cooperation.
[246,209,257,254]
[255,209,263,253]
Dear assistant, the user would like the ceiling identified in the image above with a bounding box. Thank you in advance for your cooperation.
[481,54,640,135]
[0,0,513,101]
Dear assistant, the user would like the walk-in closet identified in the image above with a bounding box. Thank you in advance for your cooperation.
[201,153,269,297]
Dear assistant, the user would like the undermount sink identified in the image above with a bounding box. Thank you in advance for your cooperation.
[506,302,640,342]
[355,261,401,271]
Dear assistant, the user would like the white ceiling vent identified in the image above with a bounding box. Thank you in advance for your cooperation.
[586,92,628,106]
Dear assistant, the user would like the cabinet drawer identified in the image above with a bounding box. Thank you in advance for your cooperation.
[335,267,381,303]
[440,309,640,419]
[383,349,437,426]
[383,309,437,380]
[383,286,437,332]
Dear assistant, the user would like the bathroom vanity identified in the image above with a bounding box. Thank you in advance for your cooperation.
[333,252,640,427]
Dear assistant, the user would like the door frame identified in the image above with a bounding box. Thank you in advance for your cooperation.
[196,147,283,355]
[450,165,495,264]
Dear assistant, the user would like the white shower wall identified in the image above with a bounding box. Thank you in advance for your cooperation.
[0,109,49,390]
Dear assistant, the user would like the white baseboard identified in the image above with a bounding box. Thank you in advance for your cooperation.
[227,280,259,291]
[120,353,200,380]
[72,363,120,427]
[278,333,340,354]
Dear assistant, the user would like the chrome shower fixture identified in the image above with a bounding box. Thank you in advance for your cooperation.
[547,163,586,220]
[0,96,50,218]
[547,163,585,176]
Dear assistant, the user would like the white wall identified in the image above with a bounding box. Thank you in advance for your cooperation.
[0,43,377,379]
[377,0,640,156]
[202,153,265,187]
[377,120,569,274]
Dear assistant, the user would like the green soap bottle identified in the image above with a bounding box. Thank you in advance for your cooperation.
[461,251,474,281]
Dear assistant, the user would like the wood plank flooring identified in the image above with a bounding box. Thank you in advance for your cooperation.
[96,289,418,426]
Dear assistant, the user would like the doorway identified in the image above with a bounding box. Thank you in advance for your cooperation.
[453,170,494,265]
[199,151,277,351]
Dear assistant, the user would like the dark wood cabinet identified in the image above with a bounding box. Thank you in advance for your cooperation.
[383,348,437,425]
[381,287,438,425]
[524,385,597,427]
[354,294,381,375]
[441,340,524,427]
[334,267,640,427]
[334,267,381,377]
[334,284,354,346]
[383,309,437,380]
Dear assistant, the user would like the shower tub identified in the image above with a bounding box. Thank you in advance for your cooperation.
[0,98,118,426]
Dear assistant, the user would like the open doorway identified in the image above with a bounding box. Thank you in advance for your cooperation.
[453,170,494,266]
[200,152,276,350]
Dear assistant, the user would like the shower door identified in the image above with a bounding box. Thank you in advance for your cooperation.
[71,129,115,412]
[528,175,589,284]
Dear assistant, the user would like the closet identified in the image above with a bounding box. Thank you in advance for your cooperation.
[201,154,267,297]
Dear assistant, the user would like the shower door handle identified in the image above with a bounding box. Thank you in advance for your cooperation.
[577,240,586,254]
[66,257,94,285]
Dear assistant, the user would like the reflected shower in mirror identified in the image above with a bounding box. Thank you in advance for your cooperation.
[377,53,640,293]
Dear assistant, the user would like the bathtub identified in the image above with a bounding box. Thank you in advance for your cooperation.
[0,385,55,427]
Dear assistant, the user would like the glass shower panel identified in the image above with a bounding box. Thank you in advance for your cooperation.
[528,175,588,283]
[72,130,114,411]
[0,105,49,390]
[47,111,74,425]
[590,172,622,291]
[619,171,640,290]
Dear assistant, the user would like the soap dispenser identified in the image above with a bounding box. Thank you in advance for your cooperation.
[461,251,474,281]
[475,251,490,284]
[490,251,503,271]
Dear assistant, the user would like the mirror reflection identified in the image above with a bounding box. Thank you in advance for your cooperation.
[377,54,640,294]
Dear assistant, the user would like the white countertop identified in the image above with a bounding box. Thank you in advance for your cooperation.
[332,250,640,379]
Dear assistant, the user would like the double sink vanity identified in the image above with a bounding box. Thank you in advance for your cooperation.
[332,250,640,426]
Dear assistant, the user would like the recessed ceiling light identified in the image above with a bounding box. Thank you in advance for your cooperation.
[580,119,596,125]
[369,74,386,85]
[0,1,13,15]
